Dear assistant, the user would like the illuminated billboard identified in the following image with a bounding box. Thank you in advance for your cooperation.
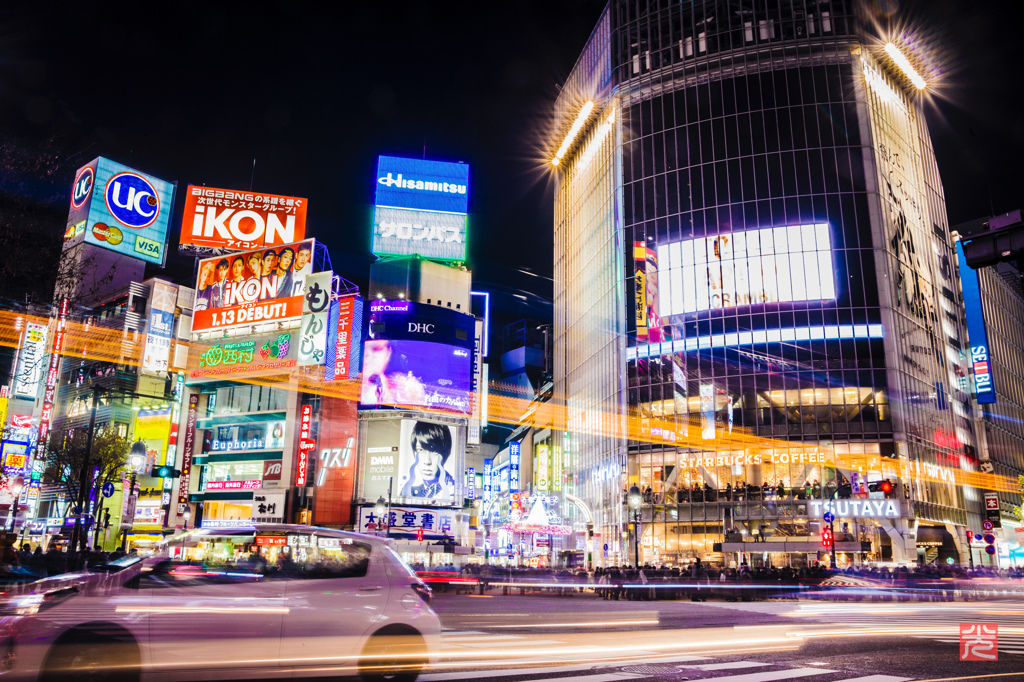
[957,242,996,404]
[360,417,464,507]
[657,224,835,317]
[191,239,315,334]
[13,323,47,399]
[141,281,178,376]
[179,186,307,254]
[372,206,467,261]
[360,339,471,413]
[375,156,469,214]
[63,157,176,266]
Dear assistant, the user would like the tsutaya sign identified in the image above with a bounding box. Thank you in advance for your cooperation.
[809,499,901,519]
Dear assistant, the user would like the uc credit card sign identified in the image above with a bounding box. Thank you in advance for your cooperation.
[64,157,176,266]
[375,156,469,214]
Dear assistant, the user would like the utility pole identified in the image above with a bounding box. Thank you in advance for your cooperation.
[71,385,102,552]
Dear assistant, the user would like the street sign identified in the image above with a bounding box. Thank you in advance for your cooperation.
[985,545,997,555]
[983,520,994,531]
[823,512,835,524]
[101,482,116,498]
[984,534,996,545]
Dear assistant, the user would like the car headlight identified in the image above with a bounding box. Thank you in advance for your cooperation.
[2,587,78,616]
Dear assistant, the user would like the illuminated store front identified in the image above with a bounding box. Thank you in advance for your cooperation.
[553,0,983,567]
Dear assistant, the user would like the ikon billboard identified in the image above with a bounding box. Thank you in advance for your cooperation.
[63,157,177,266]
[179,186,307,254]
[192,239,315,334]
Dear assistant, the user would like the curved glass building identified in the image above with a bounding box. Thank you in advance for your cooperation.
[552,0,984,568]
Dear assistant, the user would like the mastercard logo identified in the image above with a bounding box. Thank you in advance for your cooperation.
[92,222,124,246]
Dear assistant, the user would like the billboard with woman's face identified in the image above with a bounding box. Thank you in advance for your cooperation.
[191,239,316,334]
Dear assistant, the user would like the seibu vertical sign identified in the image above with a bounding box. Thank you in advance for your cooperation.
[296,404,314,486]
[956,242,996,404]
[177,394,199,514]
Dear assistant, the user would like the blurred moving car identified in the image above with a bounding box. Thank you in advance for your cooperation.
[0,524,439,682]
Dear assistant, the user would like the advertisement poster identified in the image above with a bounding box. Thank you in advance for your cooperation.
[360,339,471,413]
[189,331,296,379]
[142,280,178,375]
[657,224,835,317]
[372,206,467,261]
[13,323,47,398]
[357,505,455,538]
[63,157,176,266]
[700,384,716,440]
[180,185,307,253]
[191,239,316,333]
[633,242,661,342]
[297,271,333,367]
[362,418,463,506]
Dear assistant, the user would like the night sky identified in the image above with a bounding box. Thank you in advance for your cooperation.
[2,0,1022,333]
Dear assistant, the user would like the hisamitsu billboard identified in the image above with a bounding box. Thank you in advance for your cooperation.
[375,156,469,214]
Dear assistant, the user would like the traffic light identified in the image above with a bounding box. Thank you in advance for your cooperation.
[821,528,834,548]
[151,465,181,478]
[868,479,893,494]
[416,528,424,542]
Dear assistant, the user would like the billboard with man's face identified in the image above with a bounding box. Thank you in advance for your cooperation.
[191,239,316,334]
[360,417,463,507]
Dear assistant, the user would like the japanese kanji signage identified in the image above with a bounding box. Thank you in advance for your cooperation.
[358,505,456,539]
[252,492,286,523]
[176,393,198,514]
[331,295,362,380]
[189,332,296,379]
[180,186,307,254]
[191,238,316,334]
[141,280,178,376]
[509,441,521,493]
[36,298,68,450]
[296,404,314,486]
[298,271,333,366]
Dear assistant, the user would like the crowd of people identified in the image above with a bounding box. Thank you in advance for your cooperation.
[1,538,130,582]
[439,561,1024,601]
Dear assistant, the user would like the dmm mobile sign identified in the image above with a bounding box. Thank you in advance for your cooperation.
[957,242,997,404]
[63,157,177,266]
[180,186,307,254]
[191,239,316,334]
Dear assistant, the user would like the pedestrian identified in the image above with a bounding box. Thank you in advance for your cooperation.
[2,539,19,566]
[29,546,46,578]
[19,543,32,566]
[44,543,66,576]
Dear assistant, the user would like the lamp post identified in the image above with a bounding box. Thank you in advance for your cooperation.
[120,442,146,551]
[182,507,191,530]
[628,484,642,568]
[6,479,24,533]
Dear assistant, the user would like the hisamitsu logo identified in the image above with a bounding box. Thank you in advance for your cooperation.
[378,173,466,196]
[72,167,94,209]
[105,172,161,228]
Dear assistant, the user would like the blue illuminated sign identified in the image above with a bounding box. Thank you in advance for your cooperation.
[957,242,996,404]
[375,156,469,214]
[509,442,521,493]
[66,157,176,266]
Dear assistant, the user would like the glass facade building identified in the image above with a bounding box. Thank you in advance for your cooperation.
[553,0,985,568]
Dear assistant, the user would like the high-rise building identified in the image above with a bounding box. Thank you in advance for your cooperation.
[552,0,984,568]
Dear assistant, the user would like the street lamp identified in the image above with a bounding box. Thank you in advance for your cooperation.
[182,507,191,530]
[374,495,387,536]
[6,479,24,532]
[628,484,642,568]
[121,442,146,551]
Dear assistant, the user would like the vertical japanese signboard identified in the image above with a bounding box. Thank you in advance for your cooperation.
[331,295,362,380]
[297,404,314,486]
[142,281,178,375]
[483,458,493,506]
[466,466,475,500]
[37,299,69,450]
[298,271,332,367]
[177,393,199,514]
[509,442,521,493]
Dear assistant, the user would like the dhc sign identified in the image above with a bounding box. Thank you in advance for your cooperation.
[956,242,997,404]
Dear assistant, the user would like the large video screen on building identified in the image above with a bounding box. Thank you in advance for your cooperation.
[372,206,467,261]
[360,339,471,413]
[657,224,836,317]
[191,239,316,334]
[375,156,469,214]
[361,418,463,506]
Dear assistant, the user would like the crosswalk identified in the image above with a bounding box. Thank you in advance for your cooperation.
[428,630,915,682]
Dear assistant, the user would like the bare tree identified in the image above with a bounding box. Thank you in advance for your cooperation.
[42,426,130,528]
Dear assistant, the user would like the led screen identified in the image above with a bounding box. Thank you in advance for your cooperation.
[372,206,467,261]
[657,224,835,317]
[360,339,471,413]
[361,418,463,506]
[375,156,469,214]
[191,239,316,334]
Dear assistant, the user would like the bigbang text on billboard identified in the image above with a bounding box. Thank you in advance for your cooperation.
[361,338,472,413]
[192,239,315,334]
[180,186,307,253]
